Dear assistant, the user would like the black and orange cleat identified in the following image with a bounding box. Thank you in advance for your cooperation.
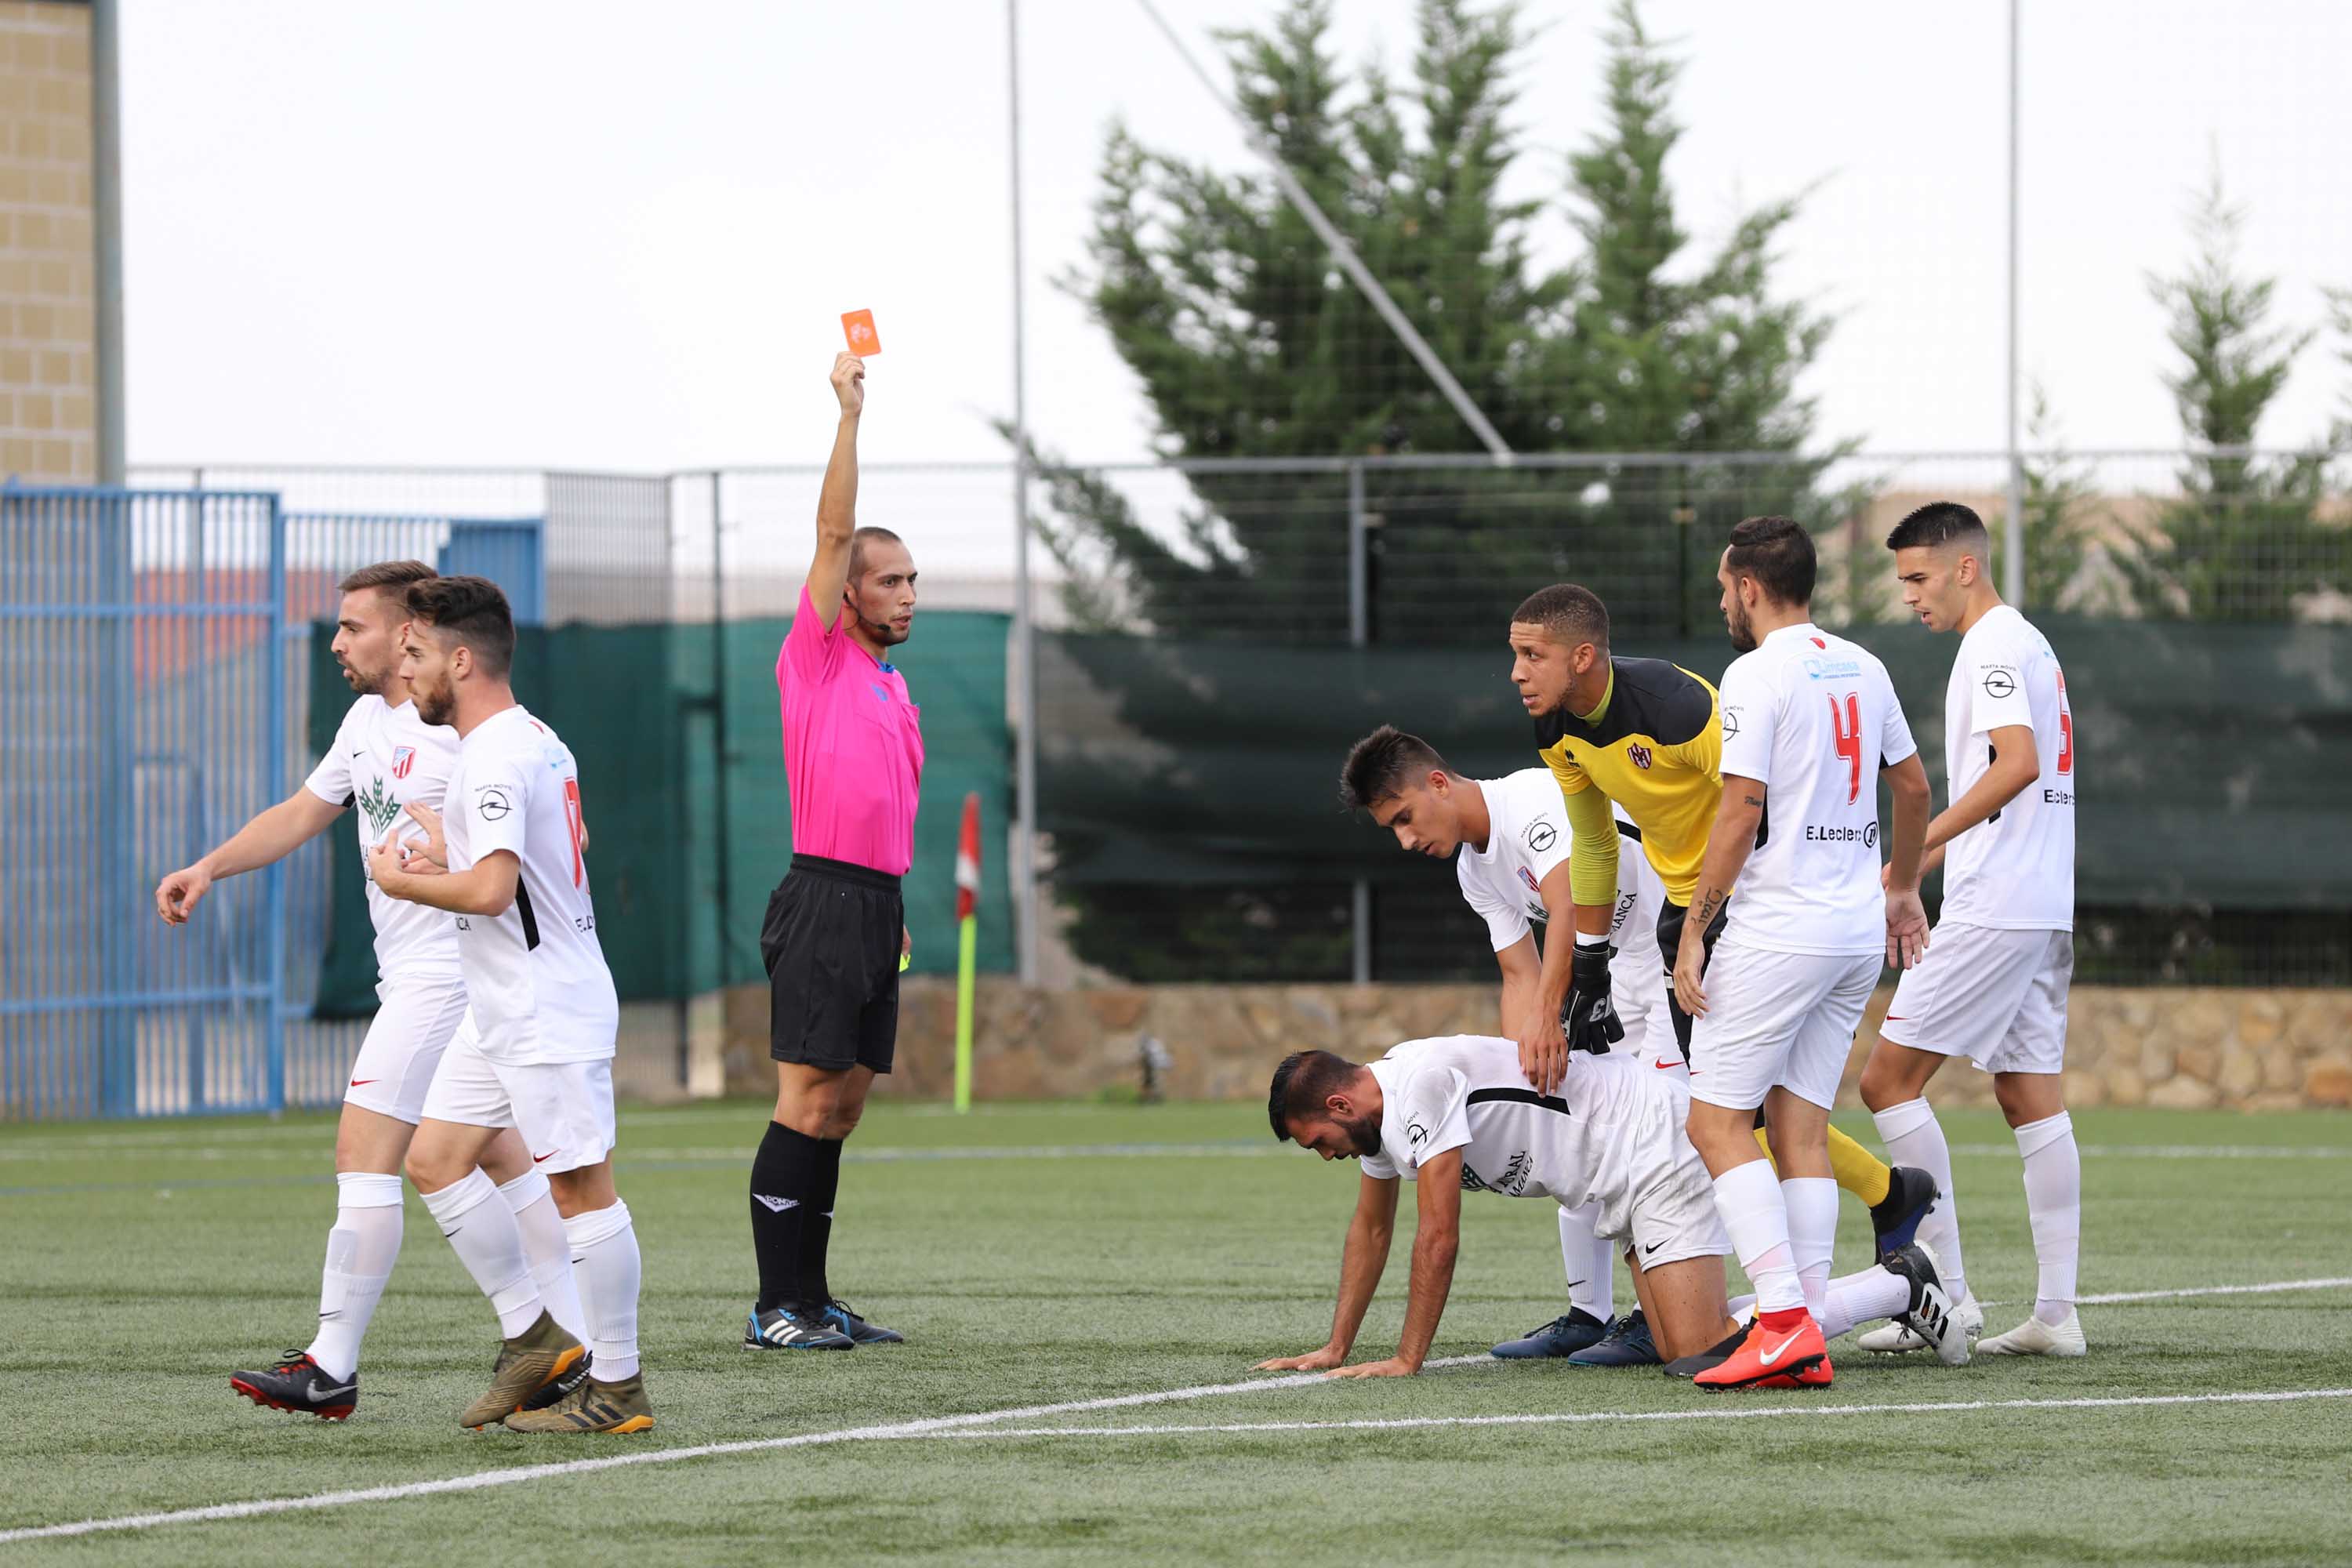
[1693,1311,1830,1391]
[230,1350,358,1421]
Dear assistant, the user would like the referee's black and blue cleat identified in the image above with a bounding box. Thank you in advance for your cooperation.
[824,1300,905,1345]
[1871,1165,1941,1259]
[1490,1306,1610,1359]
[744,1305,854,1351]
[1565,1308,1661,1367]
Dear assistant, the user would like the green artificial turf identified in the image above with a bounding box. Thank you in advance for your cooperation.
[1,1101,2347,1566]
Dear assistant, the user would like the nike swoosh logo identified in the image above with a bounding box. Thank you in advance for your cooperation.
[1757,1330,1803,1367]
[1653,1059,1679,1071]
[532,1149,559,1163]
[307,1377,356,1398]
[1644,1240,1665,1255]
[1884,1015,1908,1022]
[350,1079,378,1087]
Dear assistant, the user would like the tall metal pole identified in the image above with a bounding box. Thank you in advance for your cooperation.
[2002,0,2025,606]
[1347,462,1370,985]
[1008,0,1040,985]
[92,0,126,485]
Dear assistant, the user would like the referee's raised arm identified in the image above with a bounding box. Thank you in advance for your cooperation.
[804,351,866,627]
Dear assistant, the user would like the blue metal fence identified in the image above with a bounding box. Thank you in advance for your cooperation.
[2,491,546,1120]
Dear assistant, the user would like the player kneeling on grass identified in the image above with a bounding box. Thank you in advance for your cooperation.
[372,576,653,1436]
[1254,1037,1966,1380]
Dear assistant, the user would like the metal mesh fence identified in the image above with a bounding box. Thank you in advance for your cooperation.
[120,451,2352,993]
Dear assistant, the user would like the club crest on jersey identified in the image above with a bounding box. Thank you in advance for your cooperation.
[354,775,400,837]
[391,746,416,779]
[1519,867,1541,895]
[1626,742,1653,770]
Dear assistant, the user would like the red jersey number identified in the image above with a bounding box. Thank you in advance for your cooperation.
[2055,668,2074,776]
[1830,692,1863,804]
[562,779,586,887]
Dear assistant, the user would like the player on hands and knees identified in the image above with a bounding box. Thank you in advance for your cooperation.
[1857,501,2085,1359]
[1675,518,1936,1390]
[1254,1040,1966,1379]
[160,561,552,1423]
[1508,583,1936,1256]
[744,352,920,1353]
[376,577,653,1434]
[1339,725,1675,1367]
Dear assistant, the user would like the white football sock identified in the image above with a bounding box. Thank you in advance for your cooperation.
[1874,1095,1965,1299]
[564,1200,642,1381]
[1819,1264,1911,1340]
[1780,1175,1839,1321]
[2014,1110,2081,1325]
[1711,1158,1802,1314]
[498,1170,588,1347]
[419,1168,541,1338]
[304,1171,404,1383]
[1558,1202,1614,1321]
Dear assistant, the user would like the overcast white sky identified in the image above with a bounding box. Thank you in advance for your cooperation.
[122,0,2352,474]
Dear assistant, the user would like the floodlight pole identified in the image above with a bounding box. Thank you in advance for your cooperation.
[93,0,125,485]
[2002,0,2025,606]
[1008,0,1040,985]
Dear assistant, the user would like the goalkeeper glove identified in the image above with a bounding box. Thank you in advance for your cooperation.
[1561,940,1625,1054]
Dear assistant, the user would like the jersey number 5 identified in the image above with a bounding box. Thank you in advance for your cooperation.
[2056,668,2074,775]
[562,778,586,887]
[1829,692,1863,804]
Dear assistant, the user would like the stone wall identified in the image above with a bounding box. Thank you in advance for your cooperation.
[0,0,96,482]
[717,978,2352,1112]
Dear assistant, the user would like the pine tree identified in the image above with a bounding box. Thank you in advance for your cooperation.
[2129,170,2347,620]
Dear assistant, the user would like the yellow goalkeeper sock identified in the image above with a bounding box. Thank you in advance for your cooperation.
[1748,1126,1893,1208]
[1827,1124,1892,1208]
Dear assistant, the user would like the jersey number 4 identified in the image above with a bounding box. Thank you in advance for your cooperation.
[1829,692,1863,804]
[2056,668,2074,775]
[561,778,586,887]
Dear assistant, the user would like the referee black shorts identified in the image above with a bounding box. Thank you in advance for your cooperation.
[760,853,903,1074]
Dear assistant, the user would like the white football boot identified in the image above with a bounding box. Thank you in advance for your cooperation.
[1978,1308,2088,1357]
[1858,1287,1982,1354]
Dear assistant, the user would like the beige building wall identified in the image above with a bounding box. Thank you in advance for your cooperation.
[0,0,94,483]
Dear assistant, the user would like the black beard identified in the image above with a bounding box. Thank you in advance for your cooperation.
[1341,1111,1382,1158]
[415,687,455,728]
[1727,612,1758,654]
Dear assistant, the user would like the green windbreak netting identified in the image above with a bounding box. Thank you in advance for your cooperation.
[310,612,1011,1018]
[1036,618,2352,911]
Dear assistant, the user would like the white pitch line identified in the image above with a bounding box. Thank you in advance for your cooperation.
[950,1387,2352,1443]
[9,1274,2351,1545]
[0,1358,1495,1545]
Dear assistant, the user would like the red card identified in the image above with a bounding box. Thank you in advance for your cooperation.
[841,310,881,355]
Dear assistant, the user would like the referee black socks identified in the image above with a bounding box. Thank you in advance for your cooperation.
[750,1121,819,1313]
[750,1121,848,1314]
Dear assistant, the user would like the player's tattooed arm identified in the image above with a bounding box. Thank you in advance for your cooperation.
[1675,779,1766,1018]
[1256,1173,1398,1373]
[1329,1150,1461,1378]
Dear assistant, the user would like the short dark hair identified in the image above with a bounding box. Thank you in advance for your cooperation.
[1724,516,1817,609]
[1511,583,1610,651]
[405,575,516,678]
[1268,1050,1363,1142]
[337,560,434,597]
[1885,500,1991,555]
[1339,725,1448,811]
[848,525,905,582]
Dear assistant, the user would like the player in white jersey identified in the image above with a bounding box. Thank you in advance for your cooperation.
[371,576,653,1435]
[1857,502,2085,1359]
[1671,517,1936,1390]
[1253,1039,1963,1378]
[1338,725,1675,1366]
[157,561,552,1423]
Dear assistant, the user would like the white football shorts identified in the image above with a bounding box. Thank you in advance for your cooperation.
[1687,941,1880,1112]
[1878,924,2073,1076]
[343,968,470,1125]
[419,1014,616,1174]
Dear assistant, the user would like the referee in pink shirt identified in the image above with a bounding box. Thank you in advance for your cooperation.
[744,352,923,1352]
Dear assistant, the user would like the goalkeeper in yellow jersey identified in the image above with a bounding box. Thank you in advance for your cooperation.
[1504,583,1936,1256]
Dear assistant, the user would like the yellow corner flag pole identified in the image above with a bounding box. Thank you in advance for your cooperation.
[953,792,981,1113]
